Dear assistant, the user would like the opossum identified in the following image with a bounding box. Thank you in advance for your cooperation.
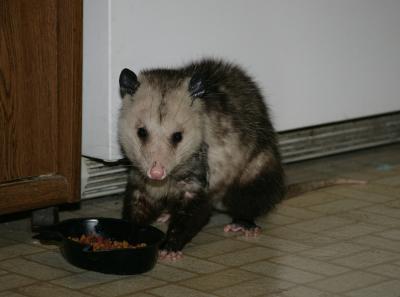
[118,59,364,259]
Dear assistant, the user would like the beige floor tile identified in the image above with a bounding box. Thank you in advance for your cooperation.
[375,175,400,186]
[189,232,224,245]
[298,242,369,261]
[35,242,59,251]
[145,263,197,282]
[0,219,31,232]
[181,268,260,291]
[260,213,300,226]
[50,271,124,289]
[0,273,36,291]
[361,205,400,218]
[308,199,372,214]
[118,292,156,297]
[267,226,338,247]
[0,237,17,248]
[337,210,400,228]
[242,261,324,284]
[331,249,400,269]
[308,271,386,293]
[274,206,323,220]
[284,192,340,208]
[83,275,165,297]
[367,263,400,278]
[161,255,225,274]
[1,144,400,297]
[184,238,250,258]
[209,246,283,266]
[279,285,342,297]
[269,255,349,276]
[149,284,218,297]
[352,235,400,252]
[284,168,332,184]
[0,243,44,261]
[203,226,245,238]
[288,216,355,233]
[25,250,85,273]
[322,187,396,203]
[18,283,92,297]
[265,225,318,240]
[237,234,312,253]
[0,230,37,244]
[213,276,295,297]
[256,226,309,241]
[351,183,400,199]
[323,223,385,240]
[345,280,400,297]
[377,229,400,241]
[386,199,400,209]
[338,169,385,181]
[0,292,28,297]
[0,258,70,280]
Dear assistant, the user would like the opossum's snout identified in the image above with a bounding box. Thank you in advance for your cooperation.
[147,161,167,180]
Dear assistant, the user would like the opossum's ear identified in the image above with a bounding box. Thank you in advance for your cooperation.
[119,68,140,98]
[188,73,206,98]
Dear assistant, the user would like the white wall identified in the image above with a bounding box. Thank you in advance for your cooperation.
[83,0,400,161]
[82,0,111,159]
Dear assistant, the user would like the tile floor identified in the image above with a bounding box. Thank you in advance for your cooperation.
[1,144,400,297]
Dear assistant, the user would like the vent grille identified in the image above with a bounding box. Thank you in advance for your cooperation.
[81,112,400,199]
[81,158,128,199]
[279,112,400,163]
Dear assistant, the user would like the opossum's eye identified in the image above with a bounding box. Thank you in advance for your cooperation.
[137,127,148,140]
[171,132,183,144]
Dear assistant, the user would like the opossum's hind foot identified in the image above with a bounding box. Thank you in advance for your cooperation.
[158,250,183,261]
[224,219,261,237]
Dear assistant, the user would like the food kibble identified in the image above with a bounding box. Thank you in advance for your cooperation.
[68,234,147,251]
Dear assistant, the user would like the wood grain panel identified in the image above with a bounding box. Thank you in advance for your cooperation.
[57,0,83,203]
[0,0,82,214]
[0,175,68,215]
[0,0,58,182]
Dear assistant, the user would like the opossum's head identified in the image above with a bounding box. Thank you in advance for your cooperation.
[118,68,206,181]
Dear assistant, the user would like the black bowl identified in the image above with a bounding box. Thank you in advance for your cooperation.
[34,218,165,275]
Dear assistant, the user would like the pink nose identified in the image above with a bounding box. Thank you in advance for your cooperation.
[148,162,166,180]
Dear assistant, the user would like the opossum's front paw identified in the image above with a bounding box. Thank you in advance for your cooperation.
[158,240,184,261]
[224,219,261,237]
[158,249,183,261]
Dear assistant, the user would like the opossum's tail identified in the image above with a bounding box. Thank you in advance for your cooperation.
[286,178,367,199]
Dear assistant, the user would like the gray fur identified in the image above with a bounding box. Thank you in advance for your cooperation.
[118,58,286,253]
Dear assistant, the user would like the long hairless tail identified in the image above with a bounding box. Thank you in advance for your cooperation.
[286,178,367,199]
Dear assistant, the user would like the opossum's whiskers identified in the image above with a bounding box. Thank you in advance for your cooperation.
[128,133,148,161]
[175,143,195,162]
[135,137,150,165]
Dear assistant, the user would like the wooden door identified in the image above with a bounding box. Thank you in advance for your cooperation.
[0,0,82,215]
